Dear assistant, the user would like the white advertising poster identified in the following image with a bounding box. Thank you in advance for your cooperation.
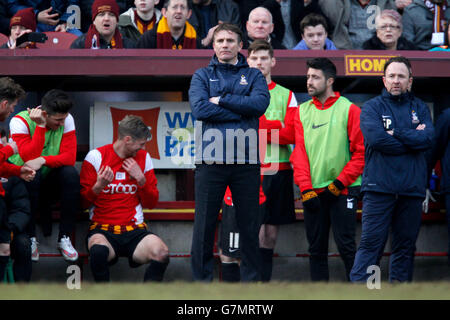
[90,101,195,169]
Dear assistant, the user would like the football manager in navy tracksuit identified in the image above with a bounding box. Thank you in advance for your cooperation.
[350,56,434,283]
[189,23,270,282]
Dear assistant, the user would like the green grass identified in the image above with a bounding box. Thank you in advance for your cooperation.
[2,282,450,300]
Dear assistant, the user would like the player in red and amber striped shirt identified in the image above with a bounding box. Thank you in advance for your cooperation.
[80,115,169,282]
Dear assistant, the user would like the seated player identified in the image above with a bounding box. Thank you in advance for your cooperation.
[80,115,169,282]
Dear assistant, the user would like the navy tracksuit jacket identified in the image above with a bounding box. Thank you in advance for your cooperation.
[350,89,434,282]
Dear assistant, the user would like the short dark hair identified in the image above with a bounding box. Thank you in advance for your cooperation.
[118,115,151,141]
[0,77,26,103]
[383,56,412,77]
[306,57,337,80]
[300,13,328,35]
[212,23,243,43]
[163,0,190,10]
[248,39,273,57]
[41,89,73,115]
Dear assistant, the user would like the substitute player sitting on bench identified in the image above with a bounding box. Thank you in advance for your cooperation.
[80,115,169,282]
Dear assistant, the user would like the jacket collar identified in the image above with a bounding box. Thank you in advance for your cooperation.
[381,88,412,102]
[311,91,341,110]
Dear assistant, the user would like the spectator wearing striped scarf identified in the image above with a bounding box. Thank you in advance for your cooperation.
[118,0,162,42]
[403,0,450,50]
[136,0,203,48]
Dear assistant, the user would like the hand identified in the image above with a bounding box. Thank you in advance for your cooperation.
[416,124,426,131]
[19,165,36,182]
[7,140,18,154]
[122,158,146,186]
[301,189,321,213]
[93,166,114,193]
[55,23,67,32]
[395,0,412,10]
[8,29,32,49]
[209,96,220,105]
[27,108,47,127]
[201,24,219,47]
[320,179,345,202]
[37,7,60,26]
[422,188,437,214]
[24,157,46,171]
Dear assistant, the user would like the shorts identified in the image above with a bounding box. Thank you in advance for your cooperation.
[262,170,296,225]
[219,201,266,259]
[86,227,155,268]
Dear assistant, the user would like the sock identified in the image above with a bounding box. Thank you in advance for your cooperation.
[11,234,32,282]
[260,248,274,282]
[221,262,240,282]
[143,259,169,282]
[89,245,110,282]
[0,255,9,282]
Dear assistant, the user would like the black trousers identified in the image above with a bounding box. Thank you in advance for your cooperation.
[303,194,357,281]
[191,164,262,282]
[25,166,80,238]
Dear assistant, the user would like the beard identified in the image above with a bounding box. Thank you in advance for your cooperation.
[307,85,327,98]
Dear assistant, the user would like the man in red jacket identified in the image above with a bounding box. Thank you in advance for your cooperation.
[80,115,169,282]
[9,89,80,263]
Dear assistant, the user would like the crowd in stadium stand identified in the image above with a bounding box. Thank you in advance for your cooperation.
[0,0,449,51]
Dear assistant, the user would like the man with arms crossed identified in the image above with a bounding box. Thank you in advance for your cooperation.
[189,23,270,282]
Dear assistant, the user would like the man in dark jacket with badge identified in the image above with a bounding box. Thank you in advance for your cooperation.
[350,56,434,283]
[189,23,270,282]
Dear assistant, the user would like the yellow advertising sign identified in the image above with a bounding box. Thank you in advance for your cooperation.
[345,55,396,76]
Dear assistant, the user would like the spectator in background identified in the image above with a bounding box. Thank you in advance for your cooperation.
[136,0,202,49]
[80,0,133,32]
[403,0,450,50]
[430,18,450,50]
[318,0,396,49]
[293,13,337,50]
[118,0,162,43]
[363,9,417,50]
[1,7,37,49]
[264,0,329,49]
[189,0,240,48]
[7,0,82,35]
[71,0,135,48]
[9,89,80,263]
[244,6,285,49]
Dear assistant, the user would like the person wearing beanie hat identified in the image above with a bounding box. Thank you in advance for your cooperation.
[70,0,135,48]
[7,1,82,36]
[1,7,37,49]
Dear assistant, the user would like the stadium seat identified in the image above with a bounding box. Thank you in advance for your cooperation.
[36,32,78,49]
[0,33,8,46]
